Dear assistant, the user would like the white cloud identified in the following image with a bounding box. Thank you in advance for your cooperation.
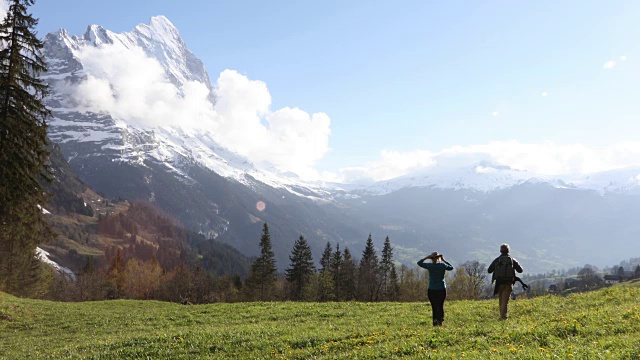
[603,60,617,69]
[335,141,640,183]
[66,43,331,175]
[212,71,331,173]
[475,165,497,174]
[335,150,437,183]
[68,44,216,130]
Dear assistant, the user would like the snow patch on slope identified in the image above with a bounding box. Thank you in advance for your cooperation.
[36,248,75,279]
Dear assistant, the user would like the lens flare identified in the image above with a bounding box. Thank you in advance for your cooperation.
[256,201,266,212]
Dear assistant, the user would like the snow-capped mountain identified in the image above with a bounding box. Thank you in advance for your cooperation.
[41,15,640,199]
[43,16,330,200]
[41,17,366,268]
[41,16,640,273]
[344,162,640,197]
[347,163,533,195]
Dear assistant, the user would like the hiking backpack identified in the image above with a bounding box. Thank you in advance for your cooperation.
[495,255,515,281]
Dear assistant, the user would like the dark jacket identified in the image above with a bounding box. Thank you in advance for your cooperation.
[488,254,523,294]
[417,259,454,290]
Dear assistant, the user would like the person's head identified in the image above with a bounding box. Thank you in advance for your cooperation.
[427,251,441,263]
[500,243,510,255]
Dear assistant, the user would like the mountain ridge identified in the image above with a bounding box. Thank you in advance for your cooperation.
[39,15,640,273]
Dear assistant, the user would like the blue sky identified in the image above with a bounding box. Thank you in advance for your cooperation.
[29,1,640,180]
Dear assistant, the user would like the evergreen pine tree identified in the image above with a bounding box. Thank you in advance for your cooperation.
[380,236,399,300]
[340,246,357,301]
[245,223,277,301]
[634,265,640,279]
[388,265,400,301]
[317,241,334,301]
[319,241,332,272]
[329,243,343,300]
[357,234,381,301]
[0,0,53,295]
[285,235,315,301]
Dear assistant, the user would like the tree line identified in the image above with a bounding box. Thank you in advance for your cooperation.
[243,223,401,302]
[34,219,640,303]
[45,223,407,303]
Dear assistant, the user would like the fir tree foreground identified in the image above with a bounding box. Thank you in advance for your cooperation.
[1,282,639,359]
[0,0,53,297]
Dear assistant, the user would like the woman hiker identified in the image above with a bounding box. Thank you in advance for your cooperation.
[417,252,454,326]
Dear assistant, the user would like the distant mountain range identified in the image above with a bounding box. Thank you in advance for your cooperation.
[40,16,640,273]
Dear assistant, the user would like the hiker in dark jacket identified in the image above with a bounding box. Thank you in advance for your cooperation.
[487,243,523,320]
[417,251,454,326]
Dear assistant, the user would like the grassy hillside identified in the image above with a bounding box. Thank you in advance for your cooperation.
[1,282,639,359]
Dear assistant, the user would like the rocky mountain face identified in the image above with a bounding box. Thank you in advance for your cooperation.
[41,17,366,268]
[41,16,640,273]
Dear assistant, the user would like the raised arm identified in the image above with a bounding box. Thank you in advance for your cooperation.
[441,260,454,271]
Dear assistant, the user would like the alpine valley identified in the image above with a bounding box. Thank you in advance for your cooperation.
[40,16,640,275]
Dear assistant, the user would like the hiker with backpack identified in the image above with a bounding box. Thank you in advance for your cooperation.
[487,243,523,320]
[417,251,454,326]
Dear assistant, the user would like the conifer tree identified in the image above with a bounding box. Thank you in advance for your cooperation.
[285,235,315,301]
[245,223,277,301]
[319,241,332,272]
[388,264,400,301]
[0,0,52,295]
[380,236,399,300]
[634,265,640,280]
[329,243,344,300]
[357,234,381,301]
[317,241,334,301]
[340,246,357,301]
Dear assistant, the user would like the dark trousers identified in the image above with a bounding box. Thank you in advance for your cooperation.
[427,288,447,325]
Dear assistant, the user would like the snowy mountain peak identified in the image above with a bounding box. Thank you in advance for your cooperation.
[41,16,640,201]
[133,15,184,53]
[147,15,180,35]
[42,16,332,199]
[83,24,113,46]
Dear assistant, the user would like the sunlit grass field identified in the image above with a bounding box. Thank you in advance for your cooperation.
[1,282,639,359]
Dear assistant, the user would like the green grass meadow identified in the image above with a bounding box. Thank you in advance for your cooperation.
[1,282,639,359]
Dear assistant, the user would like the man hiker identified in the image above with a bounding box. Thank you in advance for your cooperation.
[487,243,523,320]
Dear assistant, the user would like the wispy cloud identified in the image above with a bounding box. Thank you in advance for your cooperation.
[602,56,629,70]
[65,43,331,176]
[334,141,640,183]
